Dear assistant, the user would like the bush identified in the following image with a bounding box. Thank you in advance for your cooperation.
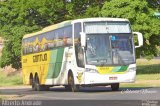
[0,70,22,86]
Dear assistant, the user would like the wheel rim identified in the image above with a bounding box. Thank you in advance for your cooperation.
[68,74,79,92]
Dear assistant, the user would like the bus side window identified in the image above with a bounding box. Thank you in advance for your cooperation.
[74,23,84,68]
[29,46,33,53]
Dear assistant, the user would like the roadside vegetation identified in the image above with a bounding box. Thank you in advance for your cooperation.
[0,70,22,86]
[121,74,160,87]
[136,59,160,74]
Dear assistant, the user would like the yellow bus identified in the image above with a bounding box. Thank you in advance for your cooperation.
[22,18,143,92]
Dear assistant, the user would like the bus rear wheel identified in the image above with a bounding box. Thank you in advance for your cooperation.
[68,73,79,92]
[111,83,119,91]
[32,78,36,91]
[32,76,49,91]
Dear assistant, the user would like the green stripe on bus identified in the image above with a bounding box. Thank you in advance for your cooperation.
[52,48,64,78]
[118,66,128,72]
[47,48,64,79]
[112,67,121,72]
[112,66,128,72]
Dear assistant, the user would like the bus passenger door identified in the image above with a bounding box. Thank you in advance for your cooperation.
[75,43,85,84]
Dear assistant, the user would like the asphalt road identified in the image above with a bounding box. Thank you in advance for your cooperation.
[0,86,160,100]
[1,86,160,106]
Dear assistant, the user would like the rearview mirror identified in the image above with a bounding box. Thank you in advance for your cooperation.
[133,32,143,48]
[80,32,86,47]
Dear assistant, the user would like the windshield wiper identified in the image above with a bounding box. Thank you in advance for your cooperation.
[99,62,107,66]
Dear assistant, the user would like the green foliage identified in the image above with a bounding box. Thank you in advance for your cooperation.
[0,25,37,69]
[147,0,160,10]
[65,0,105,19]
[0,0,66,69]
[100,0,160,58]
[0,0,159,69]
[0,0,106,69]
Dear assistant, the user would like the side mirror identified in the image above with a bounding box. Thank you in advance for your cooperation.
[80,32,86,47]
[133,32,143,48]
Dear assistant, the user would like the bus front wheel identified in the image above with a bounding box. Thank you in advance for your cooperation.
[111,83,119,91]
[68,73,79,92]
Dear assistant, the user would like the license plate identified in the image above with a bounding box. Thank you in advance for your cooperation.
[109,77,117,80]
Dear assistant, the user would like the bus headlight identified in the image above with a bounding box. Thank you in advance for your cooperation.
[85,68,98,73]
[128,67,136,72]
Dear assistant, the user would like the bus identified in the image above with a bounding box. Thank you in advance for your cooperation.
[22,18,143,92]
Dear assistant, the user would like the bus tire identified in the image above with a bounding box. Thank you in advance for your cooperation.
[68,73,79,92]
[43,86,50,91]
[32,77,36,91]
[34,75,48,91]
[111,83,119,91]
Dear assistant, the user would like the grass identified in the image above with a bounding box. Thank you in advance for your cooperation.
[0,71,23,86]
[0,95,7,100]
[136,59,160,74]
[136,74,160,80]
[121,74,160,87]
[120,83,160,88]
[0,55,22,86]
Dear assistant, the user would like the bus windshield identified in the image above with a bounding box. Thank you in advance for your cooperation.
[85,34,135,66]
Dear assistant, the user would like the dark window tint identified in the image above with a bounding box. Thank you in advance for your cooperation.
[22,25,72,55]
[74,23,81,38]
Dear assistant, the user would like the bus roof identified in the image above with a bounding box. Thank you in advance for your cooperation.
[71,17,129,23]
[23,17,129,39]
[23,20,72,39]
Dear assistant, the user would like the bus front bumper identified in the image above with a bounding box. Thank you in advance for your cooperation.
[84,71,136,85]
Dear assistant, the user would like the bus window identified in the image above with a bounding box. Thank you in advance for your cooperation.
[74,23,84,67]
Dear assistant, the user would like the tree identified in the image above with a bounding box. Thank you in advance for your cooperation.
[147,0,160,10]
[65,0,106,19]
[0,0,66,69]
[0,0,107,69]
[100,0,160,58]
